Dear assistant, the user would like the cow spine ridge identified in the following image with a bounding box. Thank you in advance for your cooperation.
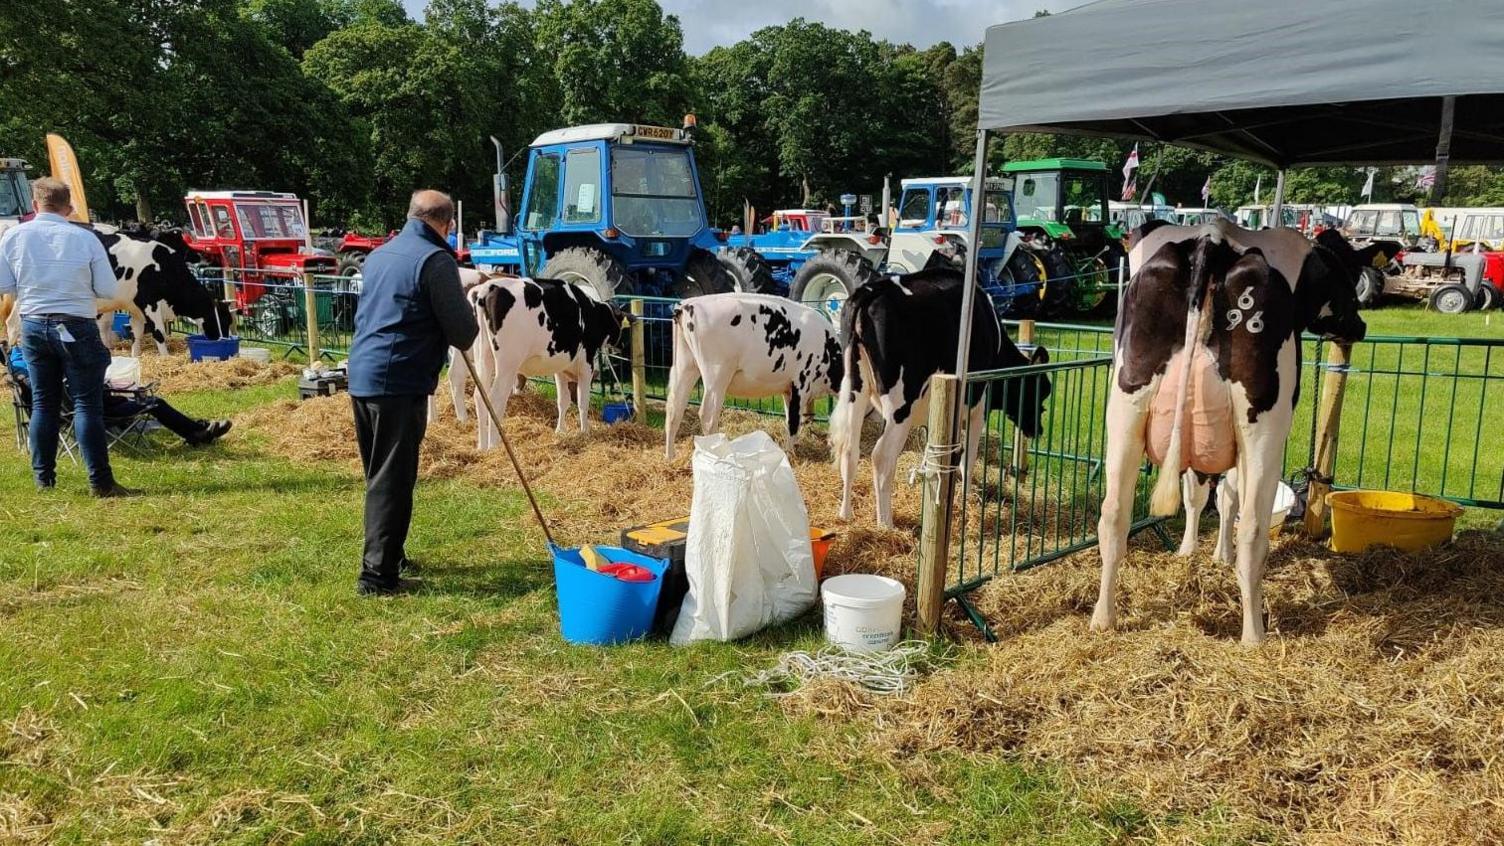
[1150,238,1221,517]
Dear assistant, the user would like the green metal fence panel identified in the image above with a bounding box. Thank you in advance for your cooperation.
[946,355,1165,601]
[1294,334,1504,509]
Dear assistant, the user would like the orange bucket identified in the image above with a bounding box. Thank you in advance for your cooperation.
[811,529,836,580]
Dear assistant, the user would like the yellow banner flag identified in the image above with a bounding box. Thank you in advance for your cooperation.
[45,133,90,222]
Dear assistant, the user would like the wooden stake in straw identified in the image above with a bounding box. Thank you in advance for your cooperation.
[459,348,557,549]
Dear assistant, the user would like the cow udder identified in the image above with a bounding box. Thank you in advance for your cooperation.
[1144,346,1236,475]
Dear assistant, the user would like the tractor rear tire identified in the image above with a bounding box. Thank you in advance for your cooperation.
[1355,266,1384,308]
[1429,284,1473,315]
[677,251,738,298]
[1475,282,1498,311]
[1000,249,1048,318]
[336,252,364,279]
[717,247,779,294]
[790,250,878,318]
[542,246,635,301]
[1038,247,1078,317]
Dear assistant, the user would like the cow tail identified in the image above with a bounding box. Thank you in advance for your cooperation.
[1150,235,1222,517]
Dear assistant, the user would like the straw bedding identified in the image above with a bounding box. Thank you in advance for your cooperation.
[115,341,302,393]
[237,386,1504,843]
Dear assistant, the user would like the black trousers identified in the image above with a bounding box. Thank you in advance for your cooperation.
[352,394,428,588]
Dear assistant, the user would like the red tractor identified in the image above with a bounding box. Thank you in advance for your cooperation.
[313,229,394,278]
[182,191,340,335]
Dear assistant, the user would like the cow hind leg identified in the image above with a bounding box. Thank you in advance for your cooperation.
[553,374,572,434]
[664,358,700,460]
[1215,468,1239,564]
[449,350,471,424]
[783,386,802,453]
[835,388,870,523]
[575,367,591,433]
[697,370,731,438]
[871,409,914,530]
[1234,452,1281,646]
[960,401,986,500]
[1092,389,1152,632]
[1177,471,1212,557]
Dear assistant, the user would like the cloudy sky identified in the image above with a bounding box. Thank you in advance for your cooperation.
[400,0,1081,54]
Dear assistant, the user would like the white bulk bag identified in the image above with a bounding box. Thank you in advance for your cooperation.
[670,431,818,645]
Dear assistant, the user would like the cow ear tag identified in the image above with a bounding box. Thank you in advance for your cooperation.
[620,316,631,330]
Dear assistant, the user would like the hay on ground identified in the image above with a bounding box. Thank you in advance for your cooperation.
[238,384,1504,842]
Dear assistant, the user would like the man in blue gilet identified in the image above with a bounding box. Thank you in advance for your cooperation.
[347,190,478,595]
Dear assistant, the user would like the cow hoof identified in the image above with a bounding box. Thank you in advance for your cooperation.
[1089,605,1117,632]
[1175,543,1197,557]
[1241,630,1267,647]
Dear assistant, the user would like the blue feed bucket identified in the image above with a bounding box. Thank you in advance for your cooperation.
[553,545,665,645]
[111,312,133,339]
[187,335,241,362]
[602,401,634,424]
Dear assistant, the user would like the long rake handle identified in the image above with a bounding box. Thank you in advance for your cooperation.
[459,348,556,548]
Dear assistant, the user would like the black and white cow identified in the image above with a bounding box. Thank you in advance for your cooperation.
[1092,220,1396,645]
[664,293,843,459]
[5,224,231,354]
[468,276,629,448]
[94,224,232,356]
[831,267,1052,529]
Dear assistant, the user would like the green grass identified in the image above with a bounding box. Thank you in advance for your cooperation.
[0,380,1257,844]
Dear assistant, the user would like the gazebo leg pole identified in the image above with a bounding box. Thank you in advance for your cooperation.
[1271,169,1287,228]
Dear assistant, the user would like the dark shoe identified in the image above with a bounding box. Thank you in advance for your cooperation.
[187,419,232,446]
[357,578,418,597]
[91,483,140,499]
[399,557,421,575]
[36,480,55,492]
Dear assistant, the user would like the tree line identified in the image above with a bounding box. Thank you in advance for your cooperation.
[4,0,1501,232]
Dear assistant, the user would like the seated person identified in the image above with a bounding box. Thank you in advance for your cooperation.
[8,346,232,446]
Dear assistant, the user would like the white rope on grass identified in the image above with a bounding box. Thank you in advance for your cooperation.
[745,640,945,697]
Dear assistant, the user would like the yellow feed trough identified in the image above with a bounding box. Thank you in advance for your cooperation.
[1328,490,1464,553]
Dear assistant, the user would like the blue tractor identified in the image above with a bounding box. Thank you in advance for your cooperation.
[719,176,1046,317]
[469,121,735,300]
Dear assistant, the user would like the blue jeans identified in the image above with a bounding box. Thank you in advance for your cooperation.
[21,316,115,489]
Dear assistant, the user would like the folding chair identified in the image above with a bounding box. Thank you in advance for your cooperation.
[101,383,167,456]
[7,372,82,463]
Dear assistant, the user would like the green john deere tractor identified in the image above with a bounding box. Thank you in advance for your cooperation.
[1002,158,1128,315]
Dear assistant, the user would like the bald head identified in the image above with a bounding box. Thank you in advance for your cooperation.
[407,189,455,234]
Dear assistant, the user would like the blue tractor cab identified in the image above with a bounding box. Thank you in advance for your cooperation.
[469,121,734,300]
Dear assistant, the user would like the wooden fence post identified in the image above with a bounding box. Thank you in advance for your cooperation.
[917,373,960,636]
[302,270,321,363]
[1304,341,1352,538]
[630,299,646,413]
[1010,319,1037,477]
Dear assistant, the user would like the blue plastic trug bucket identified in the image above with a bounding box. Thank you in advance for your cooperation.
[553,545,665,645]
[111,311,133,339]
[187,335,241,362]
[602,401,634,424]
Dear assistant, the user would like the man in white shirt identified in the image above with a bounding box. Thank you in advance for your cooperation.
[0,177,130,495]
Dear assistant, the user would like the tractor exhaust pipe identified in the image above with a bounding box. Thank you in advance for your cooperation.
[491,136,512,236]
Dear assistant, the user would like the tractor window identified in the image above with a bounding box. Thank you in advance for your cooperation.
[1061,173,1104,223]
[979,189,1012,249]
[1346,209,1377,235]
[1376,211,1402,235]
[936,187,968,228]
[187,204,207,236]
[1013,173,1059,221]
[610,146,702,238]
[212,206,236,239]
[0,170,30,218]
[523,155,561,230]
[897,189,930,229]
[1400,210,1420,236]
[562,149,601,224]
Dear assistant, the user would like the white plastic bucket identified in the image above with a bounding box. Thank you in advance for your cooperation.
[822,574,905,653]
[240,347,272,364]
[1223,479,1298,538]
